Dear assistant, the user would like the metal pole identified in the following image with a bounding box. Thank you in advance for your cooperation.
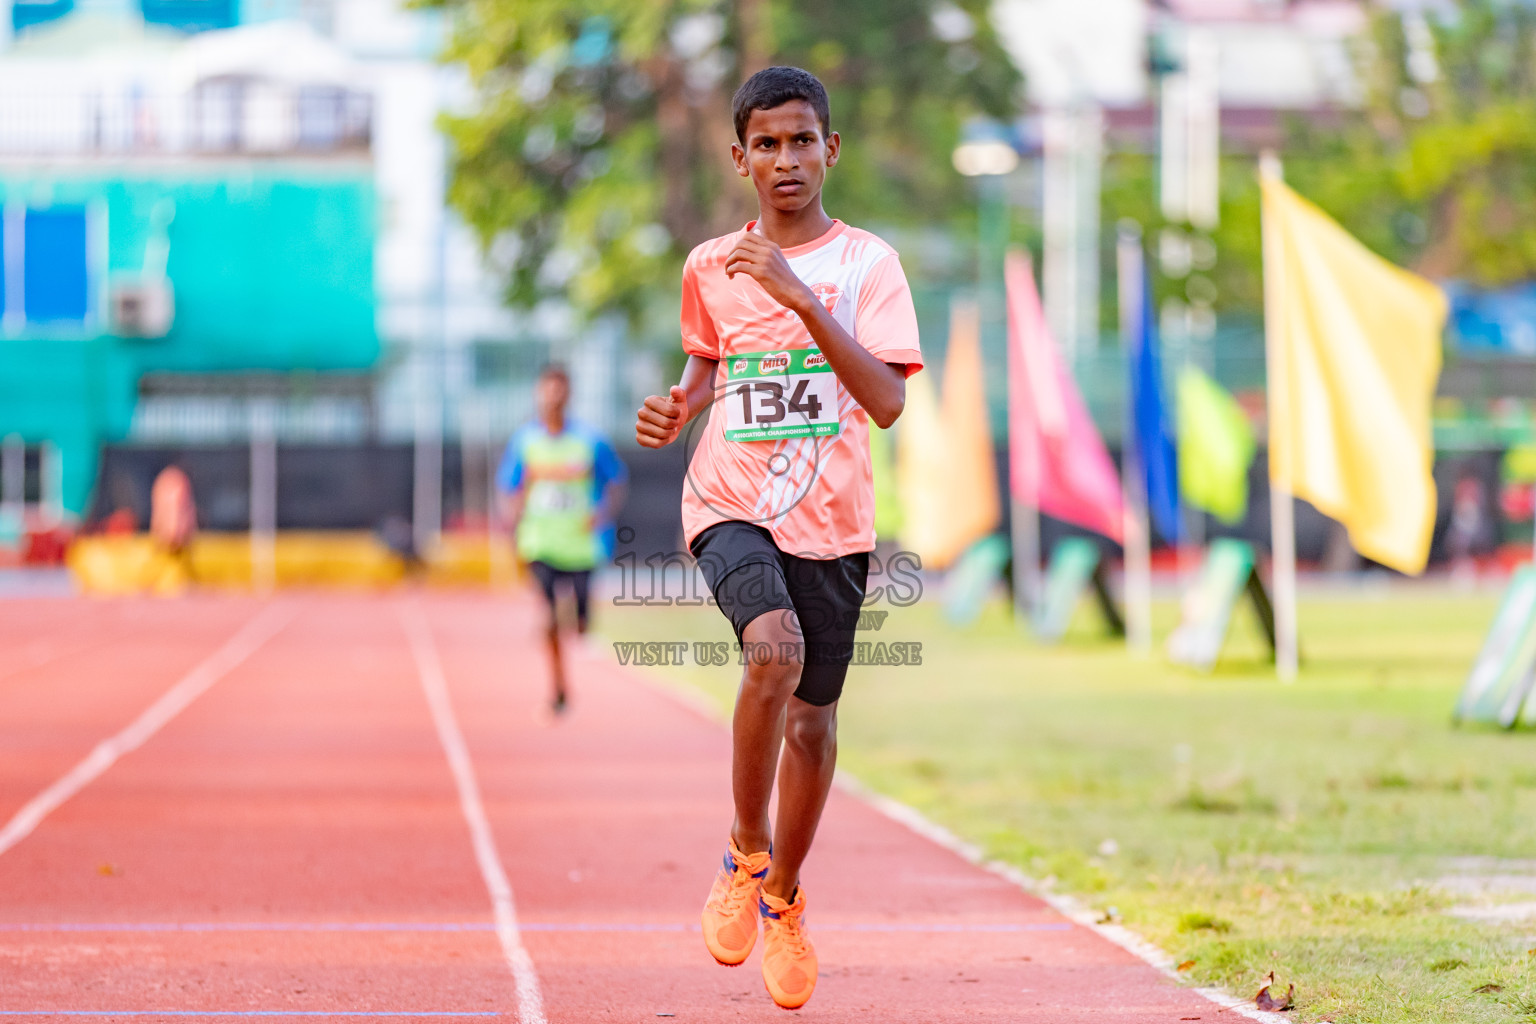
[1010,490,1041,625]
[1,433,23,523]
[1182,29,1219,585]
[1184,30,1221,235]
[415,178,450,559]
[485,407,512,588]
[1043,106,1078,362]
[1073,103,1103,354]
[250,400,277,592]
[1260,152,1299,681]
[459,401,480,534]
[977,173,1034,621]
[979,173,1010,425]
[1117,224,1153,654]
[1005,248,1043,623]
[39,440,62,528]
[1159,30,1195,586]
[413,357,443,560]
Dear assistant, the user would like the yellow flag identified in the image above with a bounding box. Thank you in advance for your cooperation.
[1262,178,1447,574]
[895,366,948,562]
[940,300,1001,545]
[896,300,1000,568]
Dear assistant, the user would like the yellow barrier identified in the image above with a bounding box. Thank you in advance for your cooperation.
[68,532,523,594]
[193,533,406,589]
[422,533,521,588]
[67,536,193,596]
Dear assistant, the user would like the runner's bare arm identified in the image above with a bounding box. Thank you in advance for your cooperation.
[724,233,905,428]
[635,355,719,448]
[500,488,525,538]
[594,480,625,530]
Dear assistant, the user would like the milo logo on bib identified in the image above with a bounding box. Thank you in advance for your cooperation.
[723,347,840,443]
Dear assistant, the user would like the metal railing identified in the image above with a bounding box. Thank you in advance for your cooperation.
[0,82,370,157]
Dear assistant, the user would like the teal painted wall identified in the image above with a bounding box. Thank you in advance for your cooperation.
[0,166,378,515]
[0,338,137,519]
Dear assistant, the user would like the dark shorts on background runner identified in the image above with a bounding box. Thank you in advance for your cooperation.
[689,521,870,707]
[528,561,592,628]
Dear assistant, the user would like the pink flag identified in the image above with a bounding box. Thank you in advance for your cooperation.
[1007,249,1125,542]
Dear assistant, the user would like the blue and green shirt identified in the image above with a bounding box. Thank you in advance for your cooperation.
[497,420,627,571]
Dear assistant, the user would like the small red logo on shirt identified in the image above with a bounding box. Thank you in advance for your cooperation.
[732,358,749,375]
[758,353,790,373]
[804,351,828,369]
[810,283,843,313]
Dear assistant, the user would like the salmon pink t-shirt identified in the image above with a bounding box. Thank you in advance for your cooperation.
[679,219,923,558]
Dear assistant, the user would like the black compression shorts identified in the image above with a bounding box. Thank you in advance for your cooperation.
[689,521,869,707]
[527,561,592,629]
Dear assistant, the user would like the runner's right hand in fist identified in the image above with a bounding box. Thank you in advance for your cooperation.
[636,385,689,448]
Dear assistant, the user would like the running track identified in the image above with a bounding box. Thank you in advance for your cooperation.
[0,593,1230,1022]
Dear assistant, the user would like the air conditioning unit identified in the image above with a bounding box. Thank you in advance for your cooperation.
[109,279,175,338]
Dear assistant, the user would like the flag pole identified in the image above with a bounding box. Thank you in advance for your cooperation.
[1116,222,1152,654]
[1010,477,1042,624]
[1008,253,1044,624]
[1259,151,1299,681]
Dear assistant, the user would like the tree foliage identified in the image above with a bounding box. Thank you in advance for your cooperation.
[1099,0,1536,331]
[1292,0,1536,288]
[423,0,1022,322]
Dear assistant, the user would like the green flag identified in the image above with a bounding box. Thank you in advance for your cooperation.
[1176,366,1255,524]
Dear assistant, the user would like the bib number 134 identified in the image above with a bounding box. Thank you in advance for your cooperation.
[723,348,840,442]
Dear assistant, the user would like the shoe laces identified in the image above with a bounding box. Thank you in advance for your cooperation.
[708,860,757,916]
[767,899,810,958]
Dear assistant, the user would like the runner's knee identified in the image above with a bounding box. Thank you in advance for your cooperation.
[784,702,837,761]
[740,608,804,698]
[741,654,801,700]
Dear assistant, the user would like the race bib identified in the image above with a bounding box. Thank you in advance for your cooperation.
[723,348,840,442]
[527,480,586,514]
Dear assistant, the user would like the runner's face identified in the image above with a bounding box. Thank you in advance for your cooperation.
[536,377,569,421]
[732,101,839,215]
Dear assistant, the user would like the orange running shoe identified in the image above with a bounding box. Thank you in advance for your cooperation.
[759,886,817,1009]
[701,838,770,966]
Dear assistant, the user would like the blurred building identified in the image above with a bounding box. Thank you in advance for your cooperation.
[0,0,530,531]
[988,0,1536,559]
[993,0,1365,361]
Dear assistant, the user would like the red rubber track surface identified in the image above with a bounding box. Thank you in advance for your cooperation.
[0,593,1221,1022]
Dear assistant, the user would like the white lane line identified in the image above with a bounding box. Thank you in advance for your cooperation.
[399,602,546,1024]
[0,602,294,859]
[837,775,1293,1024]
[619,663,1291,1024]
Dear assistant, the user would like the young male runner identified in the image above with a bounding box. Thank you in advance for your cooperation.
[500,364,626,714]
[634,66,922,1009]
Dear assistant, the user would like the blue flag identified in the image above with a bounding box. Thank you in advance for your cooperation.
[1128,265,1181,543]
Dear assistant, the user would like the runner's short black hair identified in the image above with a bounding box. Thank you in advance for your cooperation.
[732,66,831,143]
